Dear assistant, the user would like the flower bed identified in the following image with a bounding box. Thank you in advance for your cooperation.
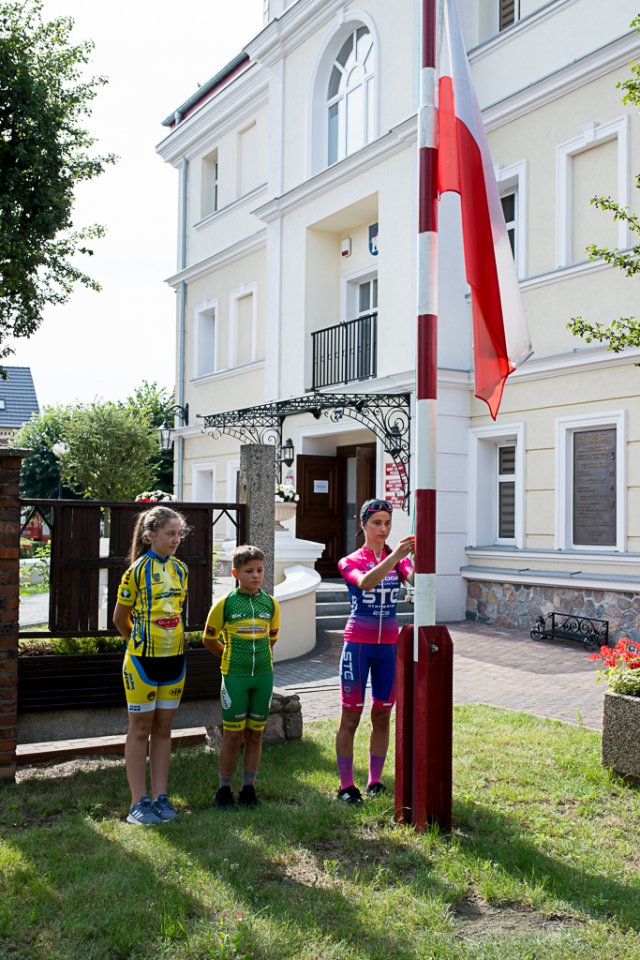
[18,647,220,712]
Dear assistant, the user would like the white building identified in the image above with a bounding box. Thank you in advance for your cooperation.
[157,0,640,638]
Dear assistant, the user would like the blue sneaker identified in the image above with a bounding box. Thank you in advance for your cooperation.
[153,794,180,822]
[127,796,163,825]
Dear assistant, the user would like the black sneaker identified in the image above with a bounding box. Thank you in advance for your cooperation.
[214,786,234,809]
[336,785,363,805]
[365,781,387,798]
[238,784,260,807]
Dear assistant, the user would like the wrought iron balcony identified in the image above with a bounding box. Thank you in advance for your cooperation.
[311,313,377,389]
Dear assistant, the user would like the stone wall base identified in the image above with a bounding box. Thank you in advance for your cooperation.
[466,580,640,643]
[208,689,303,745]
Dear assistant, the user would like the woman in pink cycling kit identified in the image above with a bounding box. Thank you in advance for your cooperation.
[335,499,414,804]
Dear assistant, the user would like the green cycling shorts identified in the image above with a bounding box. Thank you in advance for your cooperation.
[220,673,273,731]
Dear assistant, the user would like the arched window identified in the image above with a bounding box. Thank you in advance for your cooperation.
[326,26,375,165]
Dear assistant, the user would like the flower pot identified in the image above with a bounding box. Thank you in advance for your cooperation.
[602,689,640,782]
[274,501,296,531]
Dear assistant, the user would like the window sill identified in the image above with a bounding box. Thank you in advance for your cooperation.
[192,360,265,385]
[194,182,267,231]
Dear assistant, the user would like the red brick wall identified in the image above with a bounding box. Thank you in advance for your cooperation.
[0,452,26,783]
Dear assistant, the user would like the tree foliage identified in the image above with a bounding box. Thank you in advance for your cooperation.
[567,16,640,353]
[17,383,174,501]
[0,0,115,366]
[60,402,158,501]
[121,381,175,492]
[16,404,79,499]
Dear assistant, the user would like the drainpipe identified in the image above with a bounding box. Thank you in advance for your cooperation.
[176,156,188,499]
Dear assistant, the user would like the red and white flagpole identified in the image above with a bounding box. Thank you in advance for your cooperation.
[396,0,453,832]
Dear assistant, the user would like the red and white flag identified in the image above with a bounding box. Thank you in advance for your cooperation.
[437,0,532,418]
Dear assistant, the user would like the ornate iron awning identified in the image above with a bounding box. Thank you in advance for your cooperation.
[198,393,411,510]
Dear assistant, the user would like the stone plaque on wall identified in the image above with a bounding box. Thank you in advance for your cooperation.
[573,429,616,546]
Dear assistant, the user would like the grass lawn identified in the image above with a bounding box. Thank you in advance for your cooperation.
[1,705,639,960]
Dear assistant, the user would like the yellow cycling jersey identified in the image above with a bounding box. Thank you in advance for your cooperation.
[204,588,280,676]
[117,551,188,657]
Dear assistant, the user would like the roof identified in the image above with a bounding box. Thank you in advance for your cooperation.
[0,367,39,429]
[161,53,251,129]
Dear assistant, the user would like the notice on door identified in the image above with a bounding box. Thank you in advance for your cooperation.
[313,479,329,493]
[384,462,406,507]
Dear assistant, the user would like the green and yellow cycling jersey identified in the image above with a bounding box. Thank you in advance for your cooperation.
[204,588,280,677]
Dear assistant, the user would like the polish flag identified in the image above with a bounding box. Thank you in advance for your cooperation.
[437,0,532,418]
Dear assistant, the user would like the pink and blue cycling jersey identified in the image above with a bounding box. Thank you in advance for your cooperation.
[338,547,412,645]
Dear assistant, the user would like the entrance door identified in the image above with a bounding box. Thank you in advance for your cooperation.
[296,455,345,577]
[339,443,377,553]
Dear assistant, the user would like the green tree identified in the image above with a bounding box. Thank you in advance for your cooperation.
[123,381,175,493]
[60,402,158,501]
[0,0,115,366]
[16,404,79,499]
[568,17,640,352]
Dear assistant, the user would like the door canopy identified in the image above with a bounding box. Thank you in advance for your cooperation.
[199,393,411,511]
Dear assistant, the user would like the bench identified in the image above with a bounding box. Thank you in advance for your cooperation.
[530,612,609,652]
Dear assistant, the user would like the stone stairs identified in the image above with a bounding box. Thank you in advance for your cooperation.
[315,579,414,636]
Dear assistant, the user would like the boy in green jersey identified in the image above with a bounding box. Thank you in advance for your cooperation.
[204,545,280,807]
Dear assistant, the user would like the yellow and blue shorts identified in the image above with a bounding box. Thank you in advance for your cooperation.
[220,673,273,731]
[122,652,186,713]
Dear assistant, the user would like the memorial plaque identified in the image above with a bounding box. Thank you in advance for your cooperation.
[573,429,616,546]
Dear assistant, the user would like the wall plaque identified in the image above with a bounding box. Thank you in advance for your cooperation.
[573,429,616,546]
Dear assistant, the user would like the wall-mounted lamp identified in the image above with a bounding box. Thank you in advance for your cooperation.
[280,437,295,467]
[157,404,189,451]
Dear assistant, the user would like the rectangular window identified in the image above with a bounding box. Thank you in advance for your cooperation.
[572,429,616,546]
[555,411,625,552]
[235,293,254,366]
[229,284,259,369]
[499,0,518,31]
[201,150,219,218]
[468,424,524,548]
[238,122,258,197]
[497,444,515,540]
[500,191,516,258]
[195,304,216,378]
[192,464,215,502]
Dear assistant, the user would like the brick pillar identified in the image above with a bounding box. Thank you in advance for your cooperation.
[0,448,29,784]
[238,444,276,594]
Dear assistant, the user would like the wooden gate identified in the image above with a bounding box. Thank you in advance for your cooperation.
[20,499,246,638]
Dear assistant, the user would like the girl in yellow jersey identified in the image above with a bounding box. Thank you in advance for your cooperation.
[113,506,189,826]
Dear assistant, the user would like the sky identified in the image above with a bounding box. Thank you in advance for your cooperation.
[10,0,265,408]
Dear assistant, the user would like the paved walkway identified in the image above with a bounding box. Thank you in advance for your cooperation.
[15,616,605,767]
[274,621,605,730]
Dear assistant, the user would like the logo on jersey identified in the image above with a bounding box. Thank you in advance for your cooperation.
[121,588,132,599]
[154,616,180,629]
[152,573,161,582]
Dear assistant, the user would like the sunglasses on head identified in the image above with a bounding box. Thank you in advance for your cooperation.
[360,499,393,522]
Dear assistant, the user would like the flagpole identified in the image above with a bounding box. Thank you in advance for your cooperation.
[395,0,453,833]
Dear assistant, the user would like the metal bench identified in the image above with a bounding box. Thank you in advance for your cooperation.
[530,612,609,653]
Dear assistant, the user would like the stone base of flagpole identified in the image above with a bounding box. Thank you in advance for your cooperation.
[395,624,453,831]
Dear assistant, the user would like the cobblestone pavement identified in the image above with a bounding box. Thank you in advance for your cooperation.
[274,621,605,729]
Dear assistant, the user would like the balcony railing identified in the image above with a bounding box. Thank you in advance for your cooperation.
[311,313,377,389]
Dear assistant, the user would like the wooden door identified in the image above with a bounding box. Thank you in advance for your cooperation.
[296,455,345,577]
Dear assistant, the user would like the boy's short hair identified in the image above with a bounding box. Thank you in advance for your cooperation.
[231,544,265,569]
